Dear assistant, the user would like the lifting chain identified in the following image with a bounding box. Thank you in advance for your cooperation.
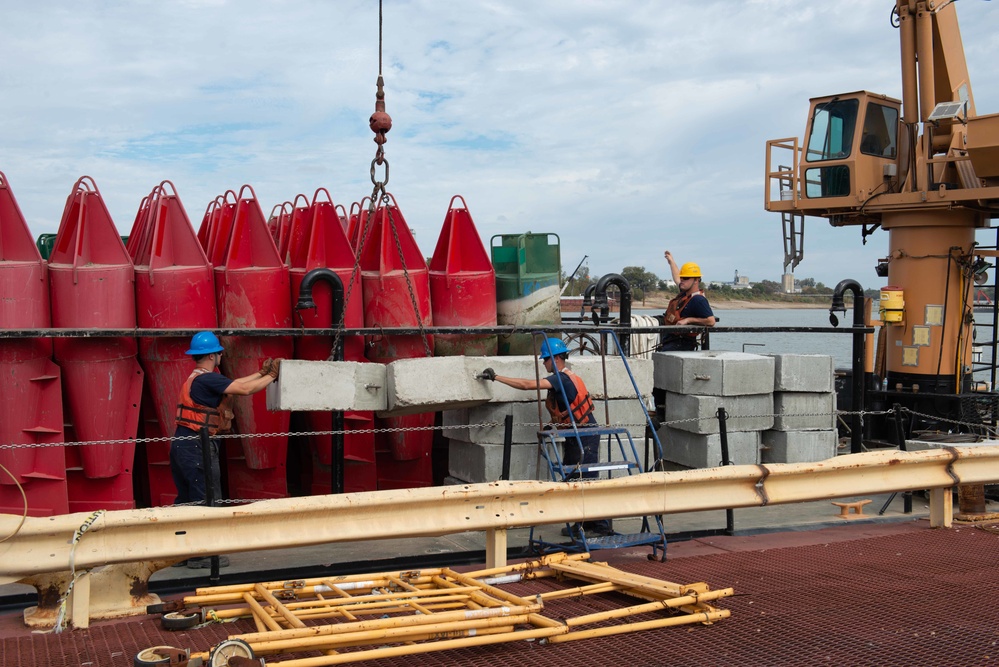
[369,0,391,187]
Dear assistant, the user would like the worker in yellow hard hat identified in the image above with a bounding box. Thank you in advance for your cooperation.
[661,251,716,351]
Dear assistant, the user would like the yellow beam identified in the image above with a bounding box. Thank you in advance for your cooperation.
[1,446,997,585]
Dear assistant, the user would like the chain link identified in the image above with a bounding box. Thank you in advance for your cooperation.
[0,409,911,451]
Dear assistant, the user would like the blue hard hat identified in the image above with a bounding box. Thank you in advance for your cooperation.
[539,337,568,360]
[186,331,224,356]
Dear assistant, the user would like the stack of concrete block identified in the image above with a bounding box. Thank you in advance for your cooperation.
[445,357,655,484]
[654,351,775,467]
[268,355,657,485]
[762,354,838,463]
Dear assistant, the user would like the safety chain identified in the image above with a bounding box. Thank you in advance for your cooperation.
[0,409,905,451]
[899,406,999,437]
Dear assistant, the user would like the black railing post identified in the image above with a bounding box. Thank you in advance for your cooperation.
[716,407,735,535]
[501,415,513,481]
[830,279,866,454]
[593,273,632,357]
[199,426,221,581]
[296,268,346,494]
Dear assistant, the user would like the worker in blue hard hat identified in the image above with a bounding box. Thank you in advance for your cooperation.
[171,331,283,569]
[478,337,613,538]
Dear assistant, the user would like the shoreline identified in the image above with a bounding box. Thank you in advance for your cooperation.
[626,298,833,311]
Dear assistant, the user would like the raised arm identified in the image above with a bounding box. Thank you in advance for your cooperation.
[664,250,681,285]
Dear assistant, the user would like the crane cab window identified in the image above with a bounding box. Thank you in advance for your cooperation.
[860,102,898,158]
[805,99,859,162]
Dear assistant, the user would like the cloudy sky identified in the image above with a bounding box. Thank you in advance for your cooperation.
[2,0,998,288]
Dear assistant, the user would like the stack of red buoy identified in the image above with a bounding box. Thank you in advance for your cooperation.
[0,171,67,517]
[0,167,501,515]
[48,177,144,512]
[128,181,217,506]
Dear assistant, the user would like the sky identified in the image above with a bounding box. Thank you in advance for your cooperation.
[2,0,998,288]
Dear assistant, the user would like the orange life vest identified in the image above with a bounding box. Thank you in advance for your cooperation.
[545,370,595,425]
[175,369,232,436]
[664,290,698,340]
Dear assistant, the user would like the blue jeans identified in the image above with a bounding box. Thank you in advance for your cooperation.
[170,435,222,505]
[563,429,611,533]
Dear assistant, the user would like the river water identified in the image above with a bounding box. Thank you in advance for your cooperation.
[634,307,997,377]
[634,308,855,368]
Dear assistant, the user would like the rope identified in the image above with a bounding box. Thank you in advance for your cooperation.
[32,510,105,635]
[627,315,660,360]
[0,461,28,543]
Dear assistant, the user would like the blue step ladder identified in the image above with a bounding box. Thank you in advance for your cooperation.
[529,330,667,561]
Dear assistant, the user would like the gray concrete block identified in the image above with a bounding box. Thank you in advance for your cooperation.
[567,357,654,399]
[770,354,834,392]
[659,426,761,467]
[772,392,836,431]
[463,355,652,402]
[381,356,491,417]
[447,440,541,482]
[465,398,654,444]
[762,429,837,463]
[653,351,775,396]
[442,408,469,441]
[664,392,774,434]
[267,360,387,411]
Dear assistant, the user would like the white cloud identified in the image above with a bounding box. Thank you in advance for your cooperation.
[1,0,998,288]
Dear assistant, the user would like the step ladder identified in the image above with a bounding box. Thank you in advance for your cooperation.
[529,330,667,561]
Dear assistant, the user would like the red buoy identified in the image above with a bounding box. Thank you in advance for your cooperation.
[215,185,293,500]
[0,171,68,517]
[428,195,498,356]
[267,201,293,262]
[347,197,372,251]
[288,188,374,492]
[358,193,434,470]
[129,181,217,506]
[49,176,143,512]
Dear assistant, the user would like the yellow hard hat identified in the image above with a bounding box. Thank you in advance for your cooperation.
[679,262,702,278]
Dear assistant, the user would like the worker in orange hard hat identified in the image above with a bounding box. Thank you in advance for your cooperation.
[661,251,716,351]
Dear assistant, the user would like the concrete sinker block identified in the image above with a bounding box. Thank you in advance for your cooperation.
[465,398,654,444]
[659,426,761,468]
[664,392,774,434]
[460,355,653,402]
[772,392,836,431]
[653,351,775,396]
[447,440,541,482]
[770,354,834,392]
[762,429,838,463]
[380,356,492,417]
[266,360,387,411]
[567,356,654,399]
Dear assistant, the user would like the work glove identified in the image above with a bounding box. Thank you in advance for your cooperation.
[259,358,274,377]
[269,358,283,379]
[478,367,496,381]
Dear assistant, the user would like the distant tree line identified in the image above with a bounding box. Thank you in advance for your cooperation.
[560,265,892,304]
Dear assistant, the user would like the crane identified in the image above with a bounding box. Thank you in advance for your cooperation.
[765,0,999,447]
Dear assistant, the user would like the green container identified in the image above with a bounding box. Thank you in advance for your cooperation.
[491,232,561,355]
[36,233,129,261]
[35,234,57,261]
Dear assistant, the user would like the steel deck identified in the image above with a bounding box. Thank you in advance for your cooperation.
[2,519,997,666]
